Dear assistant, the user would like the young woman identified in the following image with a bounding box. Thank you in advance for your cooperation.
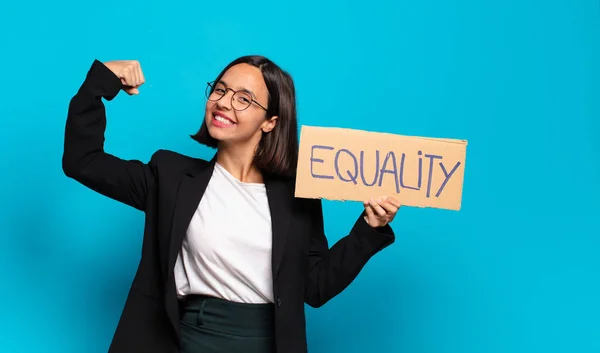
[62,55,401,353]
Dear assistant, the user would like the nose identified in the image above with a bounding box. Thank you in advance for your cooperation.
[216,89,234,110]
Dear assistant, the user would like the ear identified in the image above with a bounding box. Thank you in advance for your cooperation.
[261,115,278,133]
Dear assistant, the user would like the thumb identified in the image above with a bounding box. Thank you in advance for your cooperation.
[124,87,140,95]
[363,201,375,226]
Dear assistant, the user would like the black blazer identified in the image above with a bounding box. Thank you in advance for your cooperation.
[62,60,396,353]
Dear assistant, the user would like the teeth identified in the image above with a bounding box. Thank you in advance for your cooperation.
[215,115,233,125]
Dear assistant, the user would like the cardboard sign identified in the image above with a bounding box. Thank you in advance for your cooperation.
[295,126,468,211]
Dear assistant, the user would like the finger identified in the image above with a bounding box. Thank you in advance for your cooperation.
[385,196,402,209]
[129,65,138,87]
[138,65,145,86]
[363,201,376,223]
[131,65,139,87]
[121,67,131,87]
[125,87,139,95]
[369,199,387,217]
[124,66,136,87]
[134,62,142,86]
[377,199,398,214]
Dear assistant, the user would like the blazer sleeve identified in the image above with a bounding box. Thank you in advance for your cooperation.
[62,59,158,212]
[304,199,395,308]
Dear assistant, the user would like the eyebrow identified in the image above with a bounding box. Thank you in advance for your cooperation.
[218,80,256,98]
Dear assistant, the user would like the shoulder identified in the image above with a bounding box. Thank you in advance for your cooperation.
[149,149,212,175]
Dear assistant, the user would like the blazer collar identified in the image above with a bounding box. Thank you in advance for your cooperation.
[163,154,293,340]
[167,155,293,281]
[264,173,293,280]
[167,155,217,276]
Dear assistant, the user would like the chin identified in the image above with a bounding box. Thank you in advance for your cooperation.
[206,124,225,140]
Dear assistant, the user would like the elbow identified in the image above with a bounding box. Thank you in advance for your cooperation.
[62,152,83,179]
[62,156,76,178]
[62,135,80,178]
[304,294,327,308]
[62,146,98,180]
[304,283,330,308]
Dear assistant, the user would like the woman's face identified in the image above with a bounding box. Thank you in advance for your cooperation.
[205,63,277,148]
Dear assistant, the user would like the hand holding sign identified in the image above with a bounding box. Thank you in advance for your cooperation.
[363,196,401,227]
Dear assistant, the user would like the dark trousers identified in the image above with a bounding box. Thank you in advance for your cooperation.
[179,295,275,353]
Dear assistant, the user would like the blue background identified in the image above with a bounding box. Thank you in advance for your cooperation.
[1,0,599,352]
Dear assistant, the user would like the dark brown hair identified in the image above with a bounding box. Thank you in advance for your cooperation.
[191,55,298,178]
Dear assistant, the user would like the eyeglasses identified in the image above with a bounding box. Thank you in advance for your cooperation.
[205,81,268,111]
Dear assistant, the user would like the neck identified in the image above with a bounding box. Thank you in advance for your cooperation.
[216,142,263,183]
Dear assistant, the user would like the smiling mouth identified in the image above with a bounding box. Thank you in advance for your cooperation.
[212,113,236,127]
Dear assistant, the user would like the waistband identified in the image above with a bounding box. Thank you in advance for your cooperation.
[179,295,274,337]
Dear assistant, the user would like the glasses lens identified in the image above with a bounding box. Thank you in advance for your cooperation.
[205,82,253,111]
[205,82,214,100]
[232,91,252,111]
[206,82,226,101]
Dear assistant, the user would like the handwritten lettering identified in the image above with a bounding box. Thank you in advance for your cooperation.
[335,149,358,185]
[378,152,400,193]
[310,145,334,180]
[437,161,461,197]
[399,151,422,190]
[309,145,461,198]
[425,154,442,198]
[359,150,379,186]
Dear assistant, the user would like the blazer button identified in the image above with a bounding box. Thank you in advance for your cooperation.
[276,297,282,307]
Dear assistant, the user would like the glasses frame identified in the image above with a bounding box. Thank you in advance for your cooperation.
[205,81,268,112]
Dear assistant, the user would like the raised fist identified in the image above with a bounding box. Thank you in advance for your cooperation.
[103,60,146,95]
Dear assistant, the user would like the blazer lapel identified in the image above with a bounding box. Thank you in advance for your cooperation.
[164,156,217,341]
[265,176,293,281]
[167,156,216,274]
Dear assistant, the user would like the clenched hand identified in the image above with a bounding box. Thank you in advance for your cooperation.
[363,196,401,228]
[103,60,146,95]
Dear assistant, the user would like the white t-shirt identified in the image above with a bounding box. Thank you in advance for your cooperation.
[173,162,274,303]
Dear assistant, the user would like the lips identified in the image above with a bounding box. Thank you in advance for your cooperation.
[212,111,236,127]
